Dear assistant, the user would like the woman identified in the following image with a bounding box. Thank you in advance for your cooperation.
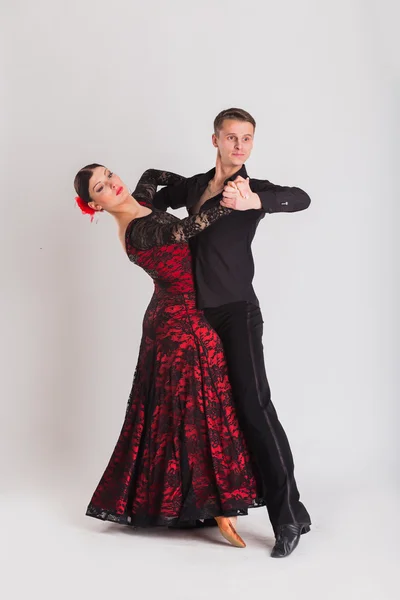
[74,165,263,547]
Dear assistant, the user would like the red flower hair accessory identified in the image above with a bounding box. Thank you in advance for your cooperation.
[75,196,96,222]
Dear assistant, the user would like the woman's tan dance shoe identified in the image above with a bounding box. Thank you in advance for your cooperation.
[214,516,246,548]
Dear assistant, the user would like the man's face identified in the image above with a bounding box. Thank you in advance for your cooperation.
[212,119,254,167]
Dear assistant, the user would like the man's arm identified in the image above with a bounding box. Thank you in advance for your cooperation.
[230,176,311,213]
[152,177,191,211]
[253,178,311,213]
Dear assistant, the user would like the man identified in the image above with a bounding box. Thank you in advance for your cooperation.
[153,108,311,558]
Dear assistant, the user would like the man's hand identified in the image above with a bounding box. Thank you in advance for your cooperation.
[220,177,262,211]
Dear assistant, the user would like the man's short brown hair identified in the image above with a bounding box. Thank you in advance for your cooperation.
[213,108,256,134]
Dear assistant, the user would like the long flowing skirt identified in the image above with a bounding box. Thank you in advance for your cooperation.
[86,290,263,527]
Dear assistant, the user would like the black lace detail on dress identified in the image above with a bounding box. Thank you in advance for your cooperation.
[127,207,231,250]
[132,169,186,205]
[85,168,264,529]
[128,169,231,250]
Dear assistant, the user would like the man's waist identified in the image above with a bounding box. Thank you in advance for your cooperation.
[196,286,259,310]
[194,253,254,274]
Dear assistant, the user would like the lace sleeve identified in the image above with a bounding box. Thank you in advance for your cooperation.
[132,169,187,204]
[127,206,232,250]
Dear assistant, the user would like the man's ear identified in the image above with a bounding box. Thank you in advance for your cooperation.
[212,133,218,148]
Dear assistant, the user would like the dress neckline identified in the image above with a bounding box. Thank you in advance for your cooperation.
[124,209,154,250]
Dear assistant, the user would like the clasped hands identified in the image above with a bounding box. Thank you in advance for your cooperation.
[220,176,262,211]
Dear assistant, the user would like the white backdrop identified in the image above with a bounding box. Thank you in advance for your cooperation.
[1,0,399,597]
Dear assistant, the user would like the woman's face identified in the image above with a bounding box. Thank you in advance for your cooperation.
[88,166,130,212]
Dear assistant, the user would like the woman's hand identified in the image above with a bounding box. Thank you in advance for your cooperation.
[220,177,262,211]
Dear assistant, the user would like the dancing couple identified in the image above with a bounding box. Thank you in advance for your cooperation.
[74,108,311,558]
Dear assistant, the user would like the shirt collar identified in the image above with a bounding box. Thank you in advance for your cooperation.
[188,164,249,209]
[201,164,248,186]
[225,164,248,184]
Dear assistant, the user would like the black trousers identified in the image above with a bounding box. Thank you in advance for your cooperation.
[204,301,310,529]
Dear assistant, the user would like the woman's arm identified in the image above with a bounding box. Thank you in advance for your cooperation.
[127,205,232,250]
[132,169,187,206]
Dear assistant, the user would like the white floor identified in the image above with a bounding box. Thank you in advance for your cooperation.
[2,482,399,600]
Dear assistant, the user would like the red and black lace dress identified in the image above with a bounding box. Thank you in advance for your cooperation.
[86,170,263,527]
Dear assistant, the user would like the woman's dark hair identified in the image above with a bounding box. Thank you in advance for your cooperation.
[74,163,104,204]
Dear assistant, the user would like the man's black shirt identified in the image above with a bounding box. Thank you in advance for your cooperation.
[153,164,311,309]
